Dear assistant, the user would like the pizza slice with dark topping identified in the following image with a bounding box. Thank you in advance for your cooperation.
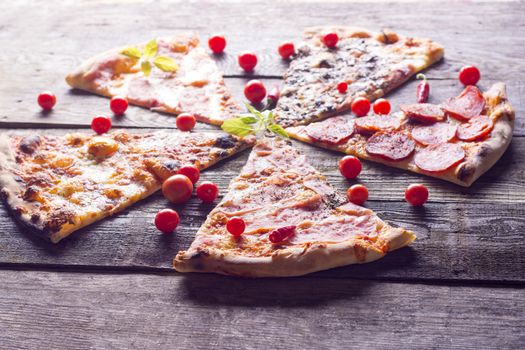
[274,26,444,127]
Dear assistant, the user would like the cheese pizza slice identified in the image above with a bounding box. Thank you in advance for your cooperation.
[0,130,254,243]
[174,137,415,277]
[286,83,514,187]
[274,26,444,127]
[66,35,239,125]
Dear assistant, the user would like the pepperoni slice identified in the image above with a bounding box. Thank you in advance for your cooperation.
[414,143,465,172]
[411,122,457,146]
[354,114,401,134]
[305,116,354,145]
[400,103,446,123]
[365,132,415,161]
[457,115,494,141]
[442,85,485,121]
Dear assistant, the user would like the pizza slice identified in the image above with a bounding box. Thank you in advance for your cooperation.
[174,137,415,277]
[274,26,444,127]
[286,83,514,187]
[66,35,239,125]
[0,130,253,243]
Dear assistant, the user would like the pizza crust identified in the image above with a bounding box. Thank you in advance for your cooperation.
[174,222,415,278]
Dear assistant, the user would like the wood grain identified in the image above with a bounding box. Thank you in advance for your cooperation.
[0,270,523,349]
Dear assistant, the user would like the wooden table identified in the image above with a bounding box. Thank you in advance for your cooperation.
[1,1,524,348]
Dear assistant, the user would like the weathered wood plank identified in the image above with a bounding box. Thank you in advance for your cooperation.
[0,1,524,80]
[0,131,523,282]
[0,270,523,349]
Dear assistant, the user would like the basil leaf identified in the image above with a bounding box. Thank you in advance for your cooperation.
[144,39,158,58]
[221,118,255,137]
[141,61,152,76]
[268,124,289,138]
[244,102,264,120]
[153,56,179,72]
[121,47,142,59]
[240,115,258,124]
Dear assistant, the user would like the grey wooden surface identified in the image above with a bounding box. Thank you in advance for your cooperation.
[0,1,524,349]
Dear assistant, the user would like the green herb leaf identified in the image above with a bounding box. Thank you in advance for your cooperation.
[144,39,158,58]
[221,118,255,137]
[121,47,142,59]
[267,124,289,138]
[263,110,275,123]
[244,102,265,119]
[240,115,258,124]
[153,56,179,72]
[141,60,152,76]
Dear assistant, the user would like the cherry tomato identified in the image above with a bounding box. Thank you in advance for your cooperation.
[226,217,245,237]
[278,41,295,59]
[351,97,371,117]
[91,115,112,135]
[373,98,391,115]
[176,113,196,131]
[458,65,480,86]
[347,184,369,205]
[322,32,339,48]
[162,174,193,204]
[238,52,258,71]
[337,81,348,93]
[267,85,280,107]
[177,165,200,184]
[196,181,219,203]
[154,209,180,234]
[208,35,226,54]
[110,96,128,116]
[244,79,266,105]
[404,184,429,206]
[37,91,56,111]
[339,155,362,179]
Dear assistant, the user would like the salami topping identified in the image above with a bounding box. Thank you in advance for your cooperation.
[400,103,445,123]
[442,85,485,121]
[457,115,494,141]
[411,122,457,146]
[354,114,401,134]
[365,132,416,161]
[414,143,465,172]
[305,116,354,145]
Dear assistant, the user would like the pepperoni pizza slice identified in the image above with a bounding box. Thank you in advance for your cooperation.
[286,83,514,187]
[66,35,239,125]
[0,130,253,243]
[174,137,415,277]
[274,26,444,127]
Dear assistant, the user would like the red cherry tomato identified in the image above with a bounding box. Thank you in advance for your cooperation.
[110,96,128,115]
[339,155,362,179]
[267,85,280,107]
[404,184,429,206]
[208,35,226,54]
[322,32,339,48]
[373,98,391,115]
[162,174,193,204]
[269,225,296,243]
[154,209,180,234]
[337,81,348,93]
[278,41,295,59]
[238,52,258,71]
[244,79,266,105]
[351,97,371,117]
[226,217,245,237]
[196,181,219,203]
[347,184,369,206]
[37,91,56,111]
[91,115,112,135]
[177,165,200,184]
[458,65,480,86]
[176,113,196,131]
